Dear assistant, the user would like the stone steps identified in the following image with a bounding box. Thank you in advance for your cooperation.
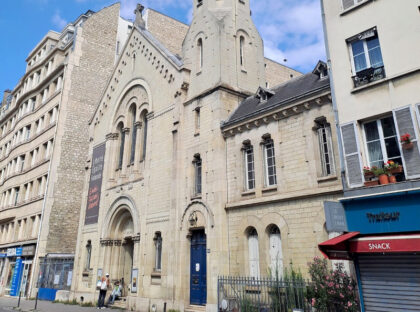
[185,305,206,312]
[109,297,127,309]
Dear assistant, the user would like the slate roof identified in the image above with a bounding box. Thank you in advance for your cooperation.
[222,70,330,128]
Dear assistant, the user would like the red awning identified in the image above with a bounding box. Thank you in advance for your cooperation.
[318,232,360,260]
[319,232,420,260]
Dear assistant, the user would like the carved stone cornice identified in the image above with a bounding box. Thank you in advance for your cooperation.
[132,234,141,243]
[122,127,130,134]
[221,92,331,138]
[105,133,118,140]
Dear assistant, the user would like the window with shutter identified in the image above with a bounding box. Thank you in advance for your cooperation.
[416,103,420,130]
[392,106,420,179]
[340,122,363,188]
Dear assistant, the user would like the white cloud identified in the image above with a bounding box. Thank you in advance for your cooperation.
[118,0,324,72]
[251,0,326,72]
[52,10,67,30]
[120,0,190,21]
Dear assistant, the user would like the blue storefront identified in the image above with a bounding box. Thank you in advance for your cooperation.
[320,190,420,312]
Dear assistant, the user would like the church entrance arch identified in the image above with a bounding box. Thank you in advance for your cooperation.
[102,207,139,297]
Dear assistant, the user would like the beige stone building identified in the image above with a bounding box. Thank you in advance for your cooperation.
[0,3,131,299]
[319,1,420,311]
[70,2,341,311]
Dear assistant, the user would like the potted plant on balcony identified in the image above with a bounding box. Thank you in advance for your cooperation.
[373,167,389,185]
[384,160,403,174]
[363,166,375,180]
[363,166,379,187]
[400,133,414,150]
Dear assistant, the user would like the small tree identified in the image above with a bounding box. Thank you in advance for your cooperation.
[306,257,359,312]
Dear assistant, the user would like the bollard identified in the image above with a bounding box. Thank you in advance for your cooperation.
[34,291,39,310]
[17,290,22,308]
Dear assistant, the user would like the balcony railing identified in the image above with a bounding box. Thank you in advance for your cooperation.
[352,66,386,88]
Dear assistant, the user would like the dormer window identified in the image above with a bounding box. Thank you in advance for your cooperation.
[256,87,274,103]
[313,61,328,80]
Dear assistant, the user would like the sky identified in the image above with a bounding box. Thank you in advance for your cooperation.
[0,0,326,97]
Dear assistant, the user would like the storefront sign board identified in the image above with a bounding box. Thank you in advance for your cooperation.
[7,247,23,257]
[350,236,420,253]
[324,201,348,232]
[342,192,420,234]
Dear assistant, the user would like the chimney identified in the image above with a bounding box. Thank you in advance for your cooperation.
[1,89,11,107]
[133,3,145,29]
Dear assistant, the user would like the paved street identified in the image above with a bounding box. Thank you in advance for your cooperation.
[0,297,122,312]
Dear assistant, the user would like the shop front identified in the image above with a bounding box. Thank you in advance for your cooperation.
[0,245,35,297]
[320,191,420,312]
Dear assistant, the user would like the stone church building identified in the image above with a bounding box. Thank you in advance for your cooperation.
[71,1,342,311]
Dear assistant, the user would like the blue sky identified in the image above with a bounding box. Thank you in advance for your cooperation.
[0,0,326,97]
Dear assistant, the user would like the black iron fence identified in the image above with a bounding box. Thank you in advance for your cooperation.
[218,276,312,312]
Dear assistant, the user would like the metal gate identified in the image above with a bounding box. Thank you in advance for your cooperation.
[358,254,420,312]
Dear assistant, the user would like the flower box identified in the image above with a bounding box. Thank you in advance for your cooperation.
[402,142,414,150]
[389,165,403,174]
[364,180,379,187]
[364,172,375,180]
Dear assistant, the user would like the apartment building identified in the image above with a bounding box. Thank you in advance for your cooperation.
[319,1,420,311]
[0,4,131,299]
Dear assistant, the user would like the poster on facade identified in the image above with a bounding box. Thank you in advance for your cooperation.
[9,257,22,296]
[131,268,138,293]
[85,143,106,225]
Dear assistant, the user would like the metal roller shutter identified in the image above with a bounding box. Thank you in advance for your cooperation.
[358,254,420,312]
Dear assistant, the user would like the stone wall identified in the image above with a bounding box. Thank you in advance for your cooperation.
[41,3,121,254]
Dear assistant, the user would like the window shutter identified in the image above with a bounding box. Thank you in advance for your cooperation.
[416,103,420,129]
[340,122,363,188]
[392,106,420,179]
[342,0,355,10]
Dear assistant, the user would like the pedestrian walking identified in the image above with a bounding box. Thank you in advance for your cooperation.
[97,273,110,309]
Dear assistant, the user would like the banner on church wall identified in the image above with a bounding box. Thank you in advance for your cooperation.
[85,143,106,225]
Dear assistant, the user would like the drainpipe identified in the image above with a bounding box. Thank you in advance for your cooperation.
[320,0,347,191]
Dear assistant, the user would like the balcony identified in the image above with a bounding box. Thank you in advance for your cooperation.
[352,66,386,88]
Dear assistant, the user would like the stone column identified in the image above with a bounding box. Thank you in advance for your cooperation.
[105,133,118,181]
[133,121,142,171]
[121,128,130,175]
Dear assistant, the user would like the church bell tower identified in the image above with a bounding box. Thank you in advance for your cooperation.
[182,0,266,99]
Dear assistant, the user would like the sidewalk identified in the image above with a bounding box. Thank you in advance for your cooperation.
[0,297,124,312]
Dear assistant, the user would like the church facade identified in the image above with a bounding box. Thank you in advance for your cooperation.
[70,2,342,311]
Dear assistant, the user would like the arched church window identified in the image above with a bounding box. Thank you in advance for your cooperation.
[247,227,260,277]
[267,225,283,278]
[130,105,137,164]
[197,38,203,72]
[193,154,202,195]
[85,240,92,270]
[154,232,162,271]
[240,36,245,68]
[140,110,148,161]
[117,122,125,169]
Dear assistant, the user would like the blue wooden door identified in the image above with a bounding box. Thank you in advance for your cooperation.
[190,230,207,305]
